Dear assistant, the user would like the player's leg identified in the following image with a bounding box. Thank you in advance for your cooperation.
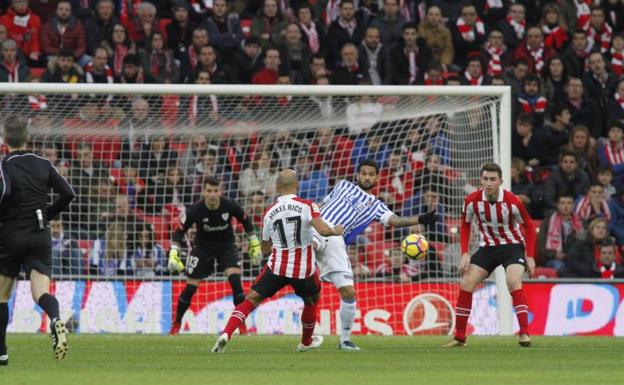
[504,250,531,347]
[224,267,245,307]
[293,272,323,351]
[0,275,15,365]
[30,269,68,360]
[172,277,201,333]
[449,264,489,345]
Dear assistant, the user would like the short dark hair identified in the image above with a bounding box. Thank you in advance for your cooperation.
[244,36,260,46]
[549,104,569,121]
[597,167,613,176]
[559,149,578,162]
[557,193,575,201]
[402,22,418,32]
[3,115,28,148]
[357,159,379,174]
[340,0,354,7]
[523,73,540,86]
[123,53,140,66]
[480,163,502,178]
[516,111,534,127]
[58,47,74,58]
[203,176,220,188]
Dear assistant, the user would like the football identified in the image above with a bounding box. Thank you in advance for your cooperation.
[401,234,429,260]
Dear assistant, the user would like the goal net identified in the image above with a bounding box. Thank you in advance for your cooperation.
[1,83,512,336]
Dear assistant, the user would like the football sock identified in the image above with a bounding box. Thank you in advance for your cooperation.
[511,289,529,335]
[37,293,60,321]
[175,284,197,324]
[301,303,317,346]
[223,299,256,338]
[0,303,7,355]
[339,298,356,343]
[454,289,473,342]
[228,274,245,306]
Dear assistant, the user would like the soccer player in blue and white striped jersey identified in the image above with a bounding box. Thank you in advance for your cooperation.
[315,159,439,350]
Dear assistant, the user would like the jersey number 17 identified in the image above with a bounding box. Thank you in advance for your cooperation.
[273,216,302,248]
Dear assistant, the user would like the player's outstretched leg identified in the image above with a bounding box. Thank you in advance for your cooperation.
[225,269,247,335]
[171,283,198,334]
[212,296,259,353]
[337,285,360,351]
[297,302,323,352]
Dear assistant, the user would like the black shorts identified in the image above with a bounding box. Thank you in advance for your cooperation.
[470,244,527,275]
[185,243,240,279]
[251,265,321,299]
[0,219,52,278]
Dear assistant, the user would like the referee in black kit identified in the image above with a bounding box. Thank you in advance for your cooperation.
[0,116,75,366]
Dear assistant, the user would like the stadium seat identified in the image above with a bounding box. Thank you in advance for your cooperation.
[240,19,252,37]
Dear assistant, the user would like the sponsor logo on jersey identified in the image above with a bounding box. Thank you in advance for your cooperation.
[403,293,455,335]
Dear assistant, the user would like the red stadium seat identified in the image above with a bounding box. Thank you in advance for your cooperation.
[142,215,170,244]
[240,19,252,37]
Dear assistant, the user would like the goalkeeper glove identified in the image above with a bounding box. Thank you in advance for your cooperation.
[167,246,185,273]
[248,235,262,265]
[418,210,439,226]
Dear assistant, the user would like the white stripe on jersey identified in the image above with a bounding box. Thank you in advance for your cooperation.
[321,180,393,242]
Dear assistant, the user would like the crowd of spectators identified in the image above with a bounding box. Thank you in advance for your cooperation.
[1,0,624,279]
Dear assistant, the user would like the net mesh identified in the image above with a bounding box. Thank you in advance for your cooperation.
[2,86,505,335]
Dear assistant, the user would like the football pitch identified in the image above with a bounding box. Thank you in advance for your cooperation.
[1,335,623,385]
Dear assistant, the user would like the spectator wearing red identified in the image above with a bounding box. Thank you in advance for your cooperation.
[40,0,88,66]
[101,23,137,78]
[451,3,485,69]
[481,29,509,78]
[385,22,431,85]
[516,74,547,128]
[139,31,179,83]
[581,6,612,54]
[0,39,30,82]
[0,0,42,65]
[252,46,280,84]
[598,123,624,188]
[512,26,556,75]
[564,218,617,277]
[84,46,113,84]
[178,69,220,126]
[497,3,525,52]
[592,241,624,279]
[126,2,162,48]
[610,34,624,78]
[538,3,568,51]
[461,56,486,86]
[297,4,325,56]
[84,0,119,57]
[537,194,582,272]
[325,0,365,69]
[576,182,612,225]
[179,27,209,83]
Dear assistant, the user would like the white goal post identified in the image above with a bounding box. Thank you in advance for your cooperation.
[0,83,513,336]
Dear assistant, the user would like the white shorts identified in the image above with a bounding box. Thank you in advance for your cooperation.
[314,232,354,289]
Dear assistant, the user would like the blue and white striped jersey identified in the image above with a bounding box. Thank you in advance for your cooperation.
[321,180,394,244]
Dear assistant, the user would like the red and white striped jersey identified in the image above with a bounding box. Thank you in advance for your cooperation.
[262,194,321,278]
[460,188,536,256]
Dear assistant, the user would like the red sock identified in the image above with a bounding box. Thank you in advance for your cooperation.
[223,300,256,338]
[454,289,473,342]
[301,303,317,346]
[511,289,529,335]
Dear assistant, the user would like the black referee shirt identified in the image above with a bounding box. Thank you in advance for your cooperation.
[0,150,75,222]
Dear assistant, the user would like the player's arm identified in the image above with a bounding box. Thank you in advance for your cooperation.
[515,196,537,277]
[47,161,76,220]
[261,240,272,257]
[168,206,195,272]
[308,201,343,236]
[387,210,439,228]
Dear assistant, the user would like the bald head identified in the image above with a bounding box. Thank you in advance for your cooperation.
[276,169,298,195]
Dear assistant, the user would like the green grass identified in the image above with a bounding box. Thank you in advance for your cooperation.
[1,335,623,385]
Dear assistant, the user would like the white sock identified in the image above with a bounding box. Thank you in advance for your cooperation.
[339,298,356,343]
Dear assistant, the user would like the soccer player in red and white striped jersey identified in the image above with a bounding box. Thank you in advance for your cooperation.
[212,169,343,353]
[445,163,536,348]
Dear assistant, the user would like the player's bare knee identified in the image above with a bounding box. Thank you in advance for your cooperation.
[506,278,523,292]
[245,290,263,306]
[338,285,356,301]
